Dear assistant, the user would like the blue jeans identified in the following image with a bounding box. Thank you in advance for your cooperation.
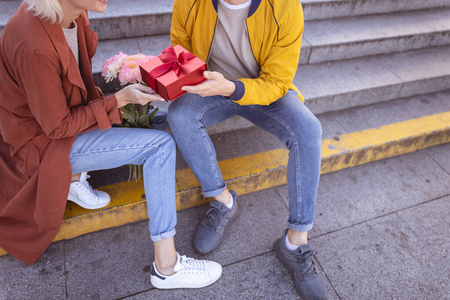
[69,127,177,242]
[167,90,322,232]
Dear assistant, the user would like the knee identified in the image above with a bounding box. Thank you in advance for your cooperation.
[307,115,322,141]
[288,115,322,148]
[158,131,176,152]
[167,94,202,128]
[144,130,175,160]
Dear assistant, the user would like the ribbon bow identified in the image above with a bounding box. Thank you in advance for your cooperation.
[149,46,196,81]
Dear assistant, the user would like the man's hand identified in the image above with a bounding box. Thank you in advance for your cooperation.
[181,71,236,98]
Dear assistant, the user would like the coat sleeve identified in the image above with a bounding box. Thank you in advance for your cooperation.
[15,48,121,139]
[232,3,303,106]
[170,0,194,52]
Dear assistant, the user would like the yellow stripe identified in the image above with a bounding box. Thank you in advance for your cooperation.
[1,112,449,257]
[321,111,450,173]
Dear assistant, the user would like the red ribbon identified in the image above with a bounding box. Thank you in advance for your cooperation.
[149,46,196,82]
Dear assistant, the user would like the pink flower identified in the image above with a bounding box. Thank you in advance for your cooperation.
[118,54,153,85]
[101,52,127,83]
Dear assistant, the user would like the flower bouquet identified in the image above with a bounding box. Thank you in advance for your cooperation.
[102,52,159,181]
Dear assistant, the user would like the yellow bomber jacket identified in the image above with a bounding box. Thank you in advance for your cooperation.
[171,0,305,106]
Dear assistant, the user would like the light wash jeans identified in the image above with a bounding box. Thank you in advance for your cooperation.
[167,90,322,232]
[69,127,176,242]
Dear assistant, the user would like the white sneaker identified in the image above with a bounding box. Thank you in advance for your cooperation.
[150,253,222,289]
[67,172,111,210]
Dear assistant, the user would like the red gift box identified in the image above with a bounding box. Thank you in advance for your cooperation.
[140,45,207,101]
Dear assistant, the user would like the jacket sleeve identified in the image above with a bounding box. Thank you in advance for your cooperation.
[170,0,194,52]
[231,3,303,106]
[15,48,121,139]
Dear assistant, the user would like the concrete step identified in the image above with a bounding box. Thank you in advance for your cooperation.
[88,0,173,41]
[1,90,449,256]
[87,0,450,40]
[90,7,450,78]
[302,8,450,64]
[0,0,174,36]
[2,0,450,36]
[297,45,450,114]
[301,0,450,21]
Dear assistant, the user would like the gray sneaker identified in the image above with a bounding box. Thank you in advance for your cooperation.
[273,230,327,300]
[193,190,241,254]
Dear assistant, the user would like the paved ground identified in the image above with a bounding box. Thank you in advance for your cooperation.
[1,143,449,300]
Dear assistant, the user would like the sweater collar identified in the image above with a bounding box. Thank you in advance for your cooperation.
[211,0,261,17]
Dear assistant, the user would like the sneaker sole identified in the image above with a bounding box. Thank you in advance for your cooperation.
[67,196,111,210]
[150,268,223,289]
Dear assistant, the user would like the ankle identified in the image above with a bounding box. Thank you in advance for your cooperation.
[71,173,81,182]
[155,259,177,276]
[214,189,232,206]
[286,229,308,247]
[154,238,178,276]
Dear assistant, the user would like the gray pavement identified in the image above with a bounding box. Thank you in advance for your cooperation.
[1,143,449,300]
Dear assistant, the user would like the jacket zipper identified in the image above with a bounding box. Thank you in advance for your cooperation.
[244,19,261,70]
[206,16,219,64]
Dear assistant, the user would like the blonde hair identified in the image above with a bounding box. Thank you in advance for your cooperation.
[24,0,63,24]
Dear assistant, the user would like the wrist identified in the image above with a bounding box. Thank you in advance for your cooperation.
[115,90,126,108]
[224,80,236,97]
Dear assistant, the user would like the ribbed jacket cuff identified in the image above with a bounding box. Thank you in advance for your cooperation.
[229,80,245,101]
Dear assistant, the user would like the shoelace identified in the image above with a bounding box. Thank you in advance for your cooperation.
[204,207,225,230]
[77,175,96,198]
[178,255,206,272]
[294,250,317,276]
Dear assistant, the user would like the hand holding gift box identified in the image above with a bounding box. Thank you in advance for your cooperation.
[140,45,208,101]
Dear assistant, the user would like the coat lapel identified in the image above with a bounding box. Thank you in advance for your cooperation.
[76,12,101,101]
[39,14,88,101]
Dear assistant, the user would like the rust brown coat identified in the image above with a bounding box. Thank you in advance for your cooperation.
[0,4,121,265]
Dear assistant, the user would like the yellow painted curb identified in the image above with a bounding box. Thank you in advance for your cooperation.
[321,111,450,173]
[1,111,449,257]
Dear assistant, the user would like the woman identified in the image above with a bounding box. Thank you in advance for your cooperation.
[0,0,222,289]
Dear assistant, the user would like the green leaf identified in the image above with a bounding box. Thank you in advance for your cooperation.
[149,107,159,122]
[119,102,155,129]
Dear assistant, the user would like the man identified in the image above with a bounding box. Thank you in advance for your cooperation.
[168,0,327,298]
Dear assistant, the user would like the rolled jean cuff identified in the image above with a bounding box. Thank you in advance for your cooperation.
[150,229,176,243]
[203,183,227,198]
[287,221,314,232]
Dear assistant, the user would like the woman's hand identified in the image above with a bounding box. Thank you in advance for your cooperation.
[181,71,236,98]
[115,84,165,108]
